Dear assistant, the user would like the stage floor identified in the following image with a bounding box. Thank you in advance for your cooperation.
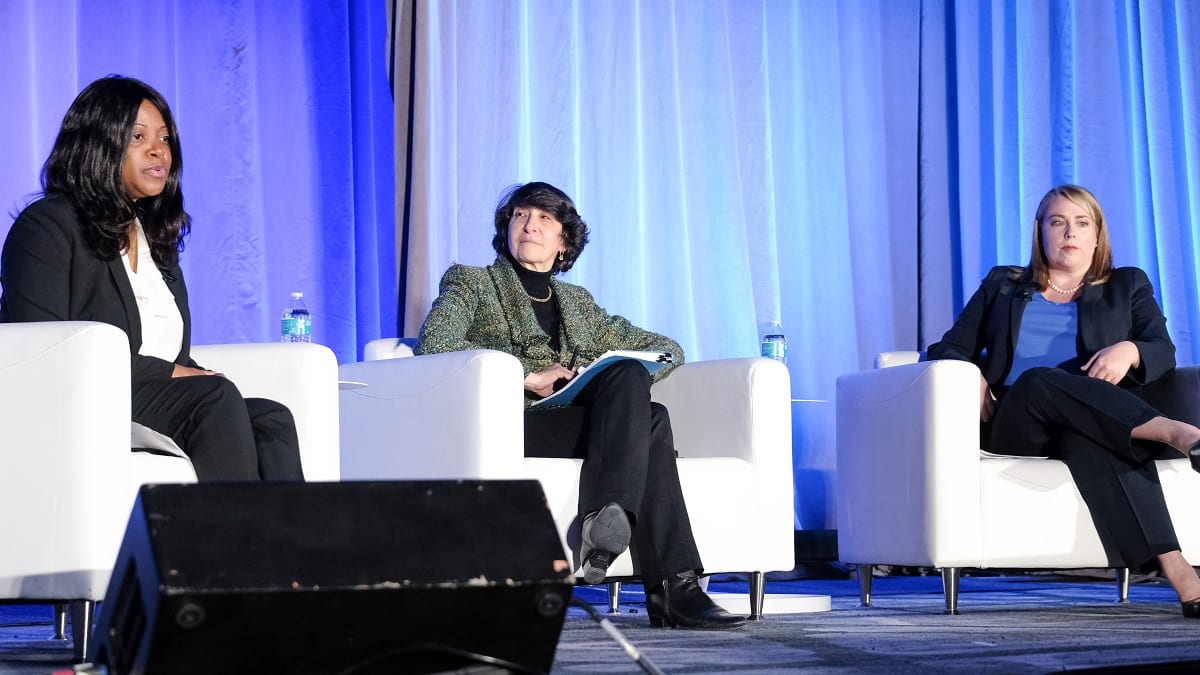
[3,573,1200,673]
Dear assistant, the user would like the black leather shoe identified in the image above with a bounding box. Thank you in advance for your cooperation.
[578,503,630,585]
[1182,599,1200,618]
[1188,441,1200,474]
[645,571,747,630]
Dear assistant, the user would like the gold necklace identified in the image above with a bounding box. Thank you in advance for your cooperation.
[528,286,554,303]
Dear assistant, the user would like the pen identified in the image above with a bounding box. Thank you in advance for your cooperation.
[567,346,581,371]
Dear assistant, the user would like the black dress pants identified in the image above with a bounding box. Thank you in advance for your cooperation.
[988,367,1178,571]
[524,360,702,586]
[132,374,305,482]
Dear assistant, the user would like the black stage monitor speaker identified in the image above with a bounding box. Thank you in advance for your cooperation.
[89,480,572,675]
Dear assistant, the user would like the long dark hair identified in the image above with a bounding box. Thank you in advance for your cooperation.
[492,182,589,273]
[42,75,189,268]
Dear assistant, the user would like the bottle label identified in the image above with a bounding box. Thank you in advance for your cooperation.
[761,339,786,361]
[282,317,298,336]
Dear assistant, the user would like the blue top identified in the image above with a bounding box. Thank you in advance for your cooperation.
[1005,293,1079,386]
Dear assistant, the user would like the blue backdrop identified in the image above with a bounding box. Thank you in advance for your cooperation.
[0,0,397,366]
[2,0,1198,530]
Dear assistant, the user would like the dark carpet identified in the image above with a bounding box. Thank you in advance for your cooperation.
[3,573,1199,673]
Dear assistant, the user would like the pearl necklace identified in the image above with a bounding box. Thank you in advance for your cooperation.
[1048,280,1084,294]
[528,286,554,303]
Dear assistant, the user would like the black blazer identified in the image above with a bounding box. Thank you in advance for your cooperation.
[0,194,198,390]
[925,265,1176,392]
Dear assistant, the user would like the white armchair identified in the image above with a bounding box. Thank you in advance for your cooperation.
[0,321,339,661]
[338,341,795,618]
[192,341,341,482]
[836,352,1200,613]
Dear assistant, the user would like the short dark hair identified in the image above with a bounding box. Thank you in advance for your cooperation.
[42,75,189,268]
[492,182,589,273]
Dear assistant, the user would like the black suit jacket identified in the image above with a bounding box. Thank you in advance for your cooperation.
[925,265,1176,392]
[0,194,198,390]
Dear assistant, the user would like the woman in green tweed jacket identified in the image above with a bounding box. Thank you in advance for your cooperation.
[415,182,745,630]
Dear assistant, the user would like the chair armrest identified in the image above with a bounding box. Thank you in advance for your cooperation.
[363,337,417,361]
[0,322,145,582]
[835,359,983,565]
[652,357,791,464]
[191,342,340,481]
[338,349,526,480]
[1136,365,1200,428]
[652,357,795,544]
[875,350,922,368]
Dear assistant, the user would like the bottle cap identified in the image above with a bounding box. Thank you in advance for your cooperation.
[291,292,303,299]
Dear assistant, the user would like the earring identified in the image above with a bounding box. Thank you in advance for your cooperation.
[558,251,565,261]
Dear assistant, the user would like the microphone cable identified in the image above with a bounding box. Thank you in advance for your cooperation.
[569,597,664,675]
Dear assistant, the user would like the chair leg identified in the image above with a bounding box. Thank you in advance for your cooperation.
[749,571,766,621]
[1116,567,1130,603]
[941,567,961,615]
[857,564,873,607]
[608,581,621,614]
[53,602,68,640]
[69,600,94,664]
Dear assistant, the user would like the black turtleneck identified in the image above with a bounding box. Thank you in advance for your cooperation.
[510,258,562,352]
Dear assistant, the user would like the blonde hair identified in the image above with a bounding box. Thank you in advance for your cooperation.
[1025,184,1113,289]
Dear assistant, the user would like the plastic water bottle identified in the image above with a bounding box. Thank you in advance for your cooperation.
[281,292,312,343]
[760,319,787,364]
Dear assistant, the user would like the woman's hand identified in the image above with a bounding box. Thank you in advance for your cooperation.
[1081,341,1140,385]
[524,364,576,398]
[979,374,997,422]
[172,364,223,378]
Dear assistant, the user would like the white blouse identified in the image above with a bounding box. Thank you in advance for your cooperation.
[120,219,184,362]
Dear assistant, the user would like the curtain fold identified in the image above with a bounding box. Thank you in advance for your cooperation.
[0,0,396,364]
[402,0,921,528]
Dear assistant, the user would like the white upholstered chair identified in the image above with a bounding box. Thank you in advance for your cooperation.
[0,321,339,661]
[338,339,796,618]
[836,351,1200,613]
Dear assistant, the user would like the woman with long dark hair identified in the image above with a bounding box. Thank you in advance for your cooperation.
[0,75,302,481]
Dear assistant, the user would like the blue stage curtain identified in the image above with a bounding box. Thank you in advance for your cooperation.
[398,0,1200,529]
[918,0,1200,363]
[403,0,921,372]
[0,0,396,364]
[399,0,921,529]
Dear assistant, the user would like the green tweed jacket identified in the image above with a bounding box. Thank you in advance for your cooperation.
[415,258,684,400]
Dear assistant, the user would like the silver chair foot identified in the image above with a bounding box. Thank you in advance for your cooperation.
[1116,567,1130,603]
[53,603,68,640]
[69,600,95,664]
[942,567,961,615]
[608,581,621,614]
[858,564,873,607]
[749,571,765,620]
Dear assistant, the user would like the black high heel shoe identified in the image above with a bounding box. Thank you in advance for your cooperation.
[1182,599,1200,618]
[578,503,631,585]
[644,571,747,630]
[1188,441,1200,474]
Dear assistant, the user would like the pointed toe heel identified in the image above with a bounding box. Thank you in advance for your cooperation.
[644,571,747,630]
[1188,441,1200,474]
[1182,599,1200,618]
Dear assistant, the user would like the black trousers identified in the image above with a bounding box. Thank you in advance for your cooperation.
[987,367,1179,571]
[524,360,702,586]
[132,374,305,482]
